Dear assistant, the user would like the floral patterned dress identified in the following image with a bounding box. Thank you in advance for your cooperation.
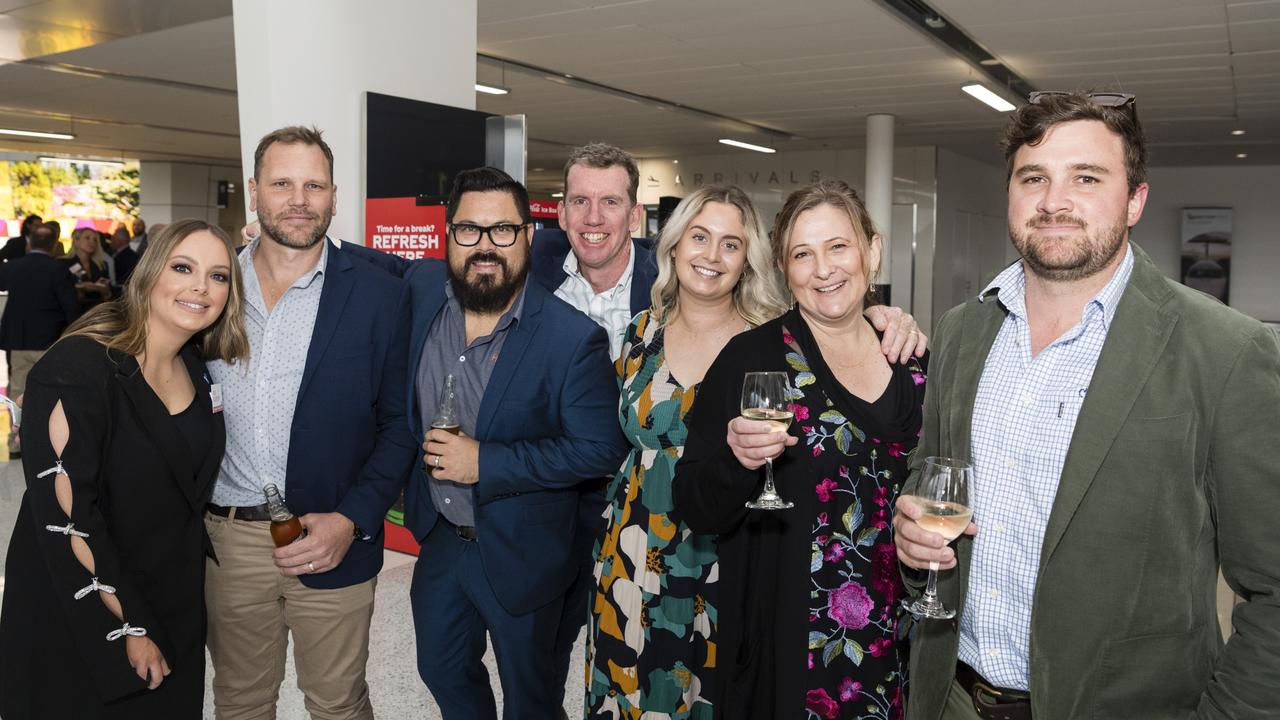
[671,309,926,720]
[585,311,718,720]
[785,321,924,720]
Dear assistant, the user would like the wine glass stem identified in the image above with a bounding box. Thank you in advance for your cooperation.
[923,560,941,601]
[763,457,777,496]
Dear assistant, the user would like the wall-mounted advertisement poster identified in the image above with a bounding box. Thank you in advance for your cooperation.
[1180,207,1232,304]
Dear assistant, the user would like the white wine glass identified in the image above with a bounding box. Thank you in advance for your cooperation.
[902,456,973,620]
[741,371,794,510]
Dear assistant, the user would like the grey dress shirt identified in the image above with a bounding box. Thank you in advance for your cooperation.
[416,281,526,527]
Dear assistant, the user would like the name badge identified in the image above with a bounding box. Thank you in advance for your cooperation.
[210,383,224,413]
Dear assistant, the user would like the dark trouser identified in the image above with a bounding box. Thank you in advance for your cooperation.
[552,558,593,706]
[411,522,565,720]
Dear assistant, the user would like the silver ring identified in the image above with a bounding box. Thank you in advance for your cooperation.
[432,454,440,467]
[307,561,316,573]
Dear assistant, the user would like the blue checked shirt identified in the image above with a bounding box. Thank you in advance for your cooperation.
[958,245,1134,690]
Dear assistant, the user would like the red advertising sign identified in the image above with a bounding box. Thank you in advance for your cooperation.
[364,197,446,259]
[529,199,559,219]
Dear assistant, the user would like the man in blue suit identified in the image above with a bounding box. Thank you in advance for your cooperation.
[204,126,418,720]
[403,167,627,719]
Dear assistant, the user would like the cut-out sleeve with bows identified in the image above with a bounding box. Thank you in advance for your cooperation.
[17,336,162,701]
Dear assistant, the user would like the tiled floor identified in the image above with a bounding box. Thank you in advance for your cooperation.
[0,457,587,720]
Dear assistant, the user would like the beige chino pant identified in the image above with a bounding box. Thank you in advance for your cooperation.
[205,512,376,720]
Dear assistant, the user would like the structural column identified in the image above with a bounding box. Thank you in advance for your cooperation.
[864,114,895,299]
[231,0,477,244]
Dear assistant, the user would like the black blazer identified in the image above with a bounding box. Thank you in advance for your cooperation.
[0,235,25,262]
[112,246,140,287]
[0,336,225,717]
[0,251,79,351]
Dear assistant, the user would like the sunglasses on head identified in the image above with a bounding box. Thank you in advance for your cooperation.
[1028,91,1136,108]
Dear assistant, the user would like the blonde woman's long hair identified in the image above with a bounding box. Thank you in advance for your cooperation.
[71,227,109,268]
[62,219,250,363]
[649,185,789,328]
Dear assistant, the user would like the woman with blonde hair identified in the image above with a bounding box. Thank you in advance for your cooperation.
[0,219,250,718]
[586,185,923,719]
[673,180,927,719]
[64,227,113,310]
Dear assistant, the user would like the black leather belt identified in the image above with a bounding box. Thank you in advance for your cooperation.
[956,662,1032,720]
[206,503,272,522]
[440,517,477,542]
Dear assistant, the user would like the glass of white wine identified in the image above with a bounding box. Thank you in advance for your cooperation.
[902,456,973,620]
[741,371,795,510]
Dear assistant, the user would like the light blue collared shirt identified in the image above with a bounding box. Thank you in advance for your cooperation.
[959,245,1134,690]
[209,238,328,507]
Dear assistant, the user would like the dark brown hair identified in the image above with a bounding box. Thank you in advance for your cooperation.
[563,142,639,204]
[1001,92,1147,194]
[253,125,334,181]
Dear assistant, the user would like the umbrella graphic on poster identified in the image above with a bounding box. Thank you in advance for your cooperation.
[1180,207,1231,304]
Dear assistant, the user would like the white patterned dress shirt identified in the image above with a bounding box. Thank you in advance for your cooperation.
[958,245,1134,690]
[208,238,328,506]
[554,245,635,361]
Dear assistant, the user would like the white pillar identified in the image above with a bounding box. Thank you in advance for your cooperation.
[865,114,895,293]
[139,162,219,225]
[231,0,477,244]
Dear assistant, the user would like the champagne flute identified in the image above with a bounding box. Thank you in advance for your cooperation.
[741,371,794,510]
[902,456,973,620]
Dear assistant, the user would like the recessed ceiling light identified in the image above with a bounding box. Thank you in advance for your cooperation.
[1236,153,1248,159]
[551,192,564,198]
[0,127,74,140]
[39,156,123,168]
[961,84,1016,112]
[1231,129,1246,136]
[533,167,544,172]
[719,138,776,154]
[672,159,679,164]
[475,83,509,95]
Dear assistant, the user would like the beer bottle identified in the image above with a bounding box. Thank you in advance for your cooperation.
[430,373,461,436]
[264,483,304,547]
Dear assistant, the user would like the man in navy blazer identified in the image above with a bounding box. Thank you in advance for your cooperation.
[204,126,417,720]
[403,167,626,719]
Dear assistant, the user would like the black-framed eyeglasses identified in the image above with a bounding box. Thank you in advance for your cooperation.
[1028,91,1136,109]
[448,222,526,247]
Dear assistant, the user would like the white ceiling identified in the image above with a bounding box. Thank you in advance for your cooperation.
[0,0,1273,194]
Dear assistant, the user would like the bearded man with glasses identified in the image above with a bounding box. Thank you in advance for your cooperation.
[400,166,627,719]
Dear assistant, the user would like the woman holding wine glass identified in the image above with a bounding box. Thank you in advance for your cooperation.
[672,179,927,720]
[585,185,923,719]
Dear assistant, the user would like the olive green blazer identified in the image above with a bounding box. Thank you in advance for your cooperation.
[904,244,1280,719]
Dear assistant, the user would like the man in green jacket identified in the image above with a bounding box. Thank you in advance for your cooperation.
[894,91,1280,719]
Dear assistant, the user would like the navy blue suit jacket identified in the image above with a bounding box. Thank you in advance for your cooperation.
[278,241,419,589]
[529,229,658,316]
[401,260,628,615]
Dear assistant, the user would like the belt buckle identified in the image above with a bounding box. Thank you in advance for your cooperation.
[971,679,1030,720]
[454,524,477,542]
